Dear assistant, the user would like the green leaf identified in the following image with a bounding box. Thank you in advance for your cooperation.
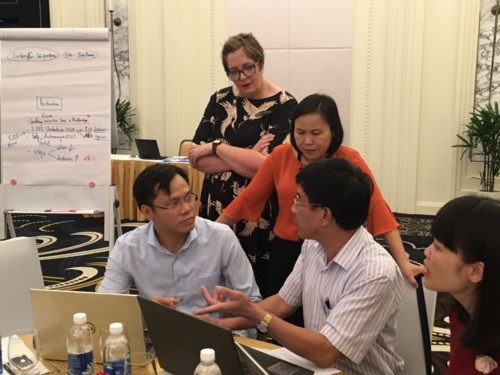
[115,98,137,141]
[454,102,500,191]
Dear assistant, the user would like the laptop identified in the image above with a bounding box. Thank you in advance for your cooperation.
[135,139,167,160]
[0,237,45,334]
[30,289,146,362]
[138,296,314,375]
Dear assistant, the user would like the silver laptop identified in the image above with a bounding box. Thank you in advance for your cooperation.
[0,237,45,334]
[138,296,313,375]
[30,289,146,362]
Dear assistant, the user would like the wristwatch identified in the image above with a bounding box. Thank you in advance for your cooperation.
[256,312,273,334]
[212,139,222,155]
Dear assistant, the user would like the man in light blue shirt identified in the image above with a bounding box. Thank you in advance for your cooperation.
[98,163,261,317]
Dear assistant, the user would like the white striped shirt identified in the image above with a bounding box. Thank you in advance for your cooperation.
[279,227,404,375]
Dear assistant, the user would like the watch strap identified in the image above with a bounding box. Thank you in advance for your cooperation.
[212,140,221,155]
[260,312,272,328]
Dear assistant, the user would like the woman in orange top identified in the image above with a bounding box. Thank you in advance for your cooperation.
[218,94,425,301]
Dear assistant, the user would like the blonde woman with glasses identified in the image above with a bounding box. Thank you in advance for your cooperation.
[189,33,297,296]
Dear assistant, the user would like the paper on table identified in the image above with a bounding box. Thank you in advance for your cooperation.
[162,156,189,163]
[255,347,341,375]
[1,336,49,374]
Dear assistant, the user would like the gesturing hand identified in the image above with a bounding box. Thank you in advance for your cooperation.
[195,285,254,319]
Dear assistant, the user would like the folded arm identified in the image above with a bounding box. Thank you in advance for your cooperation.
[189,134,274,178]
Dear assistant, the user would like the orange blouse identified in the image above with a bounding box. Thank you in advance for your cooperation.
[223,144,398,242]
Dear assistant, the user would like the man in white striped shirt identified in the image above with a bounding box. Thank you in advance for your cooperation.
[196,158,404,374]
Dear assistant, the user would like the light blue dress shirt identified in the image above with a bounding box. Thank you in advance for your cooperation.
[98,217,261,316]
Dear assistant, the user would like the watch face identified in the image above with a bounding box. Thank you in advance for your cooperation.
[256,322,268,334]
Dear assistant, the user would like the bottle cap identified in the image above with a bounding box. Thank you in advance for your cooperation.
[200,348,215,362]
[109,322,123,335]
[73,312,87,324]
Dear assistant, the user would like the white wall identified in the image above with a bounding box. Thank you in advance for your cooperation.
[350,0,479,214]
[228,0,353,143]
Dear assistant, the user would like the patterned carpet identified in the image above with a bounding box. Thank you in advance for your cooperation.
[10,212,449,374]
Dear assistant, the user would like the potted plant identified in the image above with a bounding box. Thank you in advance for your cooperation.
[454,102,500,192]
[115,98,137,143]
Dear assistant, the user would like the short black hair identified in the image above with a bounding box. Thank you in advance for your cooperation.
[431,195,500,356]
[290,94,344,157]
[296,158,373,230]
[133,164,189,208]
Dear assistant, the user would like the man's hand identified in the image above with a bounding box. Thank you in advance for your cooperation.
[195,285,256,320]
[151,295,180,308]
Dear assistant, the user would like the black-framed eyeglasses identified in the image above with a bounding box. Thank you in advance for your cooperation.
[227,62,260,81]
[293,194,322,208]
[152,192,198,211]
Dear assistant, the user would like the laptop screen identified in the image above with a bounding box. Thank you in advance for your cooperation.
[137,296,314,375]
[134,139,164,159]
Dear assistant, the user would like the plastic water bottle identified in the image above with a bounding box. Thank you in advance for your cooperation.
[67,312,94,375]
[193,348,221,375]
[103,322,130,375]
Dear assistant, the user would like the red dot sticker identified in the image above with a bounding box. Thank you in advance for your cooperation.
[10,178,17,185]
[89,181,95,188]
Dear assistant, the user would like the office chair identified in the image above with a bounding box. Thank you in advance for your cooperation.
[394,276,437,375]
[178,139,192,156]
[0,237,45,333]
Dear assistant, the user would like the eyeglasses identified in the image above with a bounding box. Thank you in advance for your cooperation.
[152,193,198,211]
[293,195,322,208]
[227,62,260,81]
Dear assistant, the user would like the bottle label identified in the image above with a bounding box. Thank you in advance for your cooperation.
[67,351,94,375]
[104,360,128,375]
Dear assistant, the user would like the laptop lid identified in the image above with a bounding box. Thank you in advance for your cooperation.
[134,139,165,160]
[138,296,313,375]
[30,289,146,362]
[0,237,44,334]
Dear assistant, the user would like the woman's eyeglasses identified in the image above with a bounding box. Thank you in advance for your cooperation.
[227,62,260,81]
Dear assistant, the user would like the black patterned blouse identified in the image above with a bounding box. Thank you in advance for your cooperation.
[192,86,297,292]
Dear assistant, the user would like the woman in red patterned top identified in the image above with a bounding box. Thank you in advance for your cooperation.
[423,196,500,374]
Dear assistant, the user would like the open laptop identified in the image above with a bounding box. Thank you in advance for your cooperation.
[134,139,167,160]
[0,237,45,334]
[138,296,313,375]
[30,289,146,362]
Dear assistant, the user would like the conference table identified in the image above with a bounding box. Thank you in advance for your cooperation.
[111,155,204,221]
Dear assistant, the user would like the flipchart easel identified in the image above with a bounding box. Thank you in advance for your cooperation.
[0,28,121,247]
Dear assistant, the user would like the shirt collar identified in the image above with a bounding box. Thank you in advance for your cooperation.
[329,226,367,271]
[146,219,199,254]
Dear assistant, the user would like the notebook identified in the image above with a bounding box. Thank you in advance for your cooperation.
[137,296,314,375]
[134,139,167,160]
[30,289,146,362]
[0,237,45,334]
